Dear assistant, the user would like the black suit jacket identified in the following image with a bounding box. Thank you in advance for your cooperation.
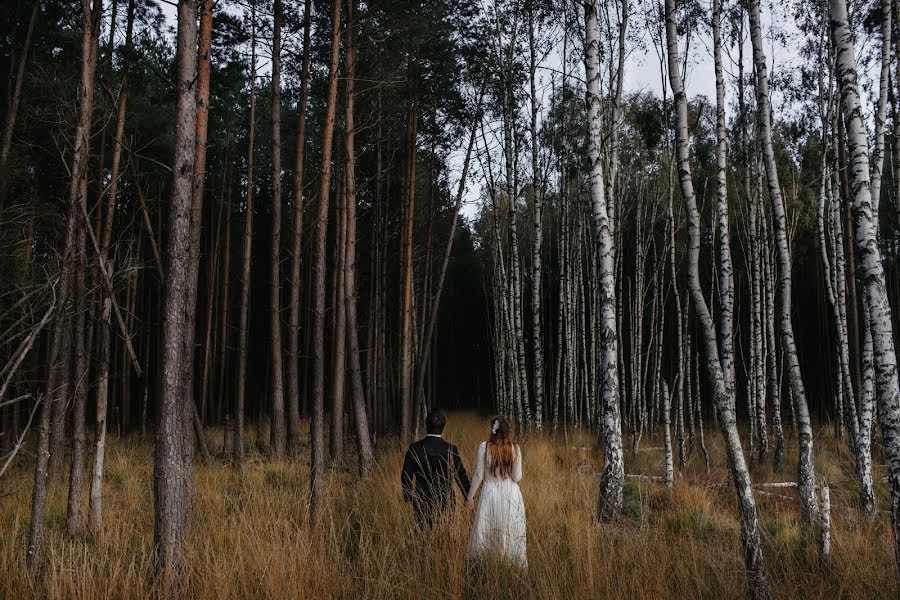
[401,436,470,526]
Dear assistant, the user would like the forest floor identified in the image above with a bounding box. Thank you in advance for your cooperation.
[0,411,897,599]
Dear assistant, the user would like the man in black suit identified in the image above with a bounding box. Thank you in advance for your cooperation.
[401,411,470,529]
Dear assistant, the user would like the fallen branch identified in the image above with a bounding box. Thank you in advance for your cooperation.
[754,481,799,489]
[754,490,795,502]
[625,473,667,482]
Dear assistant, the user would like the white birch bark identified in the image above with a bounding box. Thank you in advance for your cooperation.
[662,379,673,488]
[665,1,770,594]
[748,0,818,521]
[712,0,735,402]
[528,7,544,431]
[586,0,624,521]
[830,0,900,566]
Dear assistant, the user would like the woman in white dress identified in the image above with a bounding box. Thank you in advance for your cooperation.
[464,416,527,568]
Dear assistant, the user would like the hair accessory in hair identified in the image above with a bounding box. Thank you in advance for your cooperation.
[491,419,500,435]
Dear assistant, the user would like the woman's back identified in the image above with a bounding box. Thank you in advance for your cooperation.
[466,439,527,568]
[475,441,523,485]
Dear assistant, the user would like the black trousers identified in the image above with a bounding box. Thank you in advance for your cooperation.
[412,496,452,529]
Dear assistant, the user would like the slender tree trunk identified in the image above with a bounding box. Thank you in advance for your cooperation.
[762,201,785,470]
[310,0,342,516]
[585,0,624,522]
[330,172,347,465]
[748,0,818,522]
[858,298,877,512]
[286,0,312,456]
[831,0,900,567]
[181,0,213,473]
[528,5,544,430]
[65,209,88,534]
[268,0,286,457]
[342,0,373,475]
[665,1,770,595]
[28,0,101,571]
[399,75,419,444]
[234,1,257,468]
[662,380,673,488]
[713,0,736,410]
[88,1,136,513]
[0,0,39,201]
[90,261,113,525]
[218,164,233,434]
[154,0,198,593]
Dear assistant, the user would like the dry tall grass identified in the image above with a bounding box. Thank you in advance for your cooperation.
[1,412,896,598]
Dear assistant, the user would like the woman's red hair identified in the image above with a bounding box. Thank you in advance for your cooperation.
[487,416,515,478]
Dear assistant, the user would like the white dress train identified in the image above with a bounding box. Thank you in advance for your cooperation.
[465,441,527,568]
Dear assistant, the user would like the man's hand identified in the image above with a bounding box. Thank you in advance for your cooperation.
[465,499,475,511]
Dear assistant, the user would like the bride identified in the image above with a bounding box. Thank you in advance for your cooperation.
[464,416,527,568]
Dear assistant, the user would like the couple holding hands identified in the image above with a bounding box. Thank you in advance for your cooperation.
[400,412,527,568]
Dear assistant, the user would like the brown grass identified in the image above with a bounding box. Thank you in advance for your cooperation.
[0,412,896,599]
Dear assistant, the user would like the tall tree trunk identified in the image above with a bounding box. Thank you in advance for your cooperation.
[310,0,342,516]
[28,0,101,571]
[748,0,818,522]
[154,0,198,593]
[286,0,312,456]
[713,0,735,411]
[234,1,257,468]
[0,0,39,201]
[399,75,419,444]
[65,207,88,534]
[268,0,286,457]
[831,0,900,568]
[181,0,213,473]
[665,1,770,595]
[217,162,233,431]
[528,4,544,430]
[342,0,374,475]
[662,380,673,488]
[90,260,113,525]
[91,3,136,509]
[330,173,347,465]
[585,0,624,522]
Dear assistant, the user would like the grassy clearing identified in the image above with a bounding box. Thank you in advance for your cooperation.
[0,412,896,598]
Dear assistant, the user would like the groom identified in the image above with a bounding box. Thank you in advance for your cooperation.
[401,411,470,529]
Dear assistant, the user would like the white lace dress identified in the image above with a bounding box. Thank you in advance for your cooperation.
[465,442,527,568]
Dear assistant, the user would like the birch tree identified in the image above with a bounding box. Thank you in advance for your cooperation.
[830,0,900,567]
[528,2,544,430]
[748,0,818,520]
[664,0,770,594]
[585,0,624,522]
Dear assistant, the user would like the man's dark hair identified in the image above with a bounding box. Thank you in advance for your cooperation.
[425,411,446,435]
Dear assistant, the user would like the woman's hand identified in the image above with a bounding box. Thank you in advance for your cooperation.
[465,499,475,511]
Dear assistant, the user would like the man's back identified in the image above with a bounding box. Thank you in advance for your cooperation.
[401,435,470,526]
